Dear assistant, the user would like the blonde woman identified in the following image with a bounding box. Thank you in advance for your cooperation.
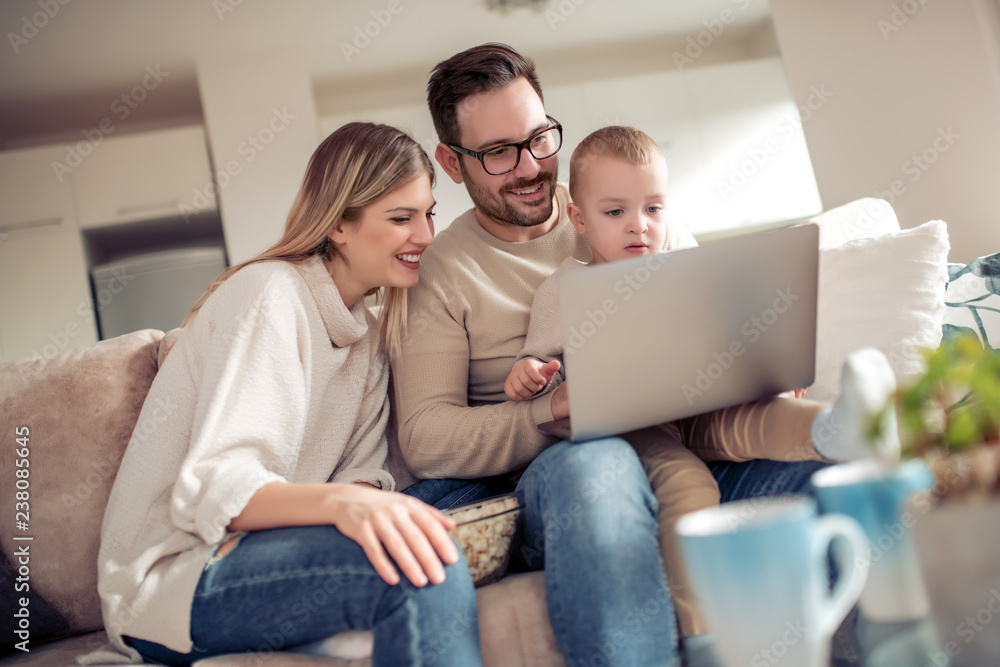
[87,123,482,666]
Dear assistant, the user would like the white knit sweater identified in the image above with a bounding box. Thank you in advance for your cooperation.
[88,255,392,663]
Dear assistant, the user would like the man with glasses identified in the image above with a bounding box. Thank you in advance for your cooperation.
[392,42,834,667]
[392,43,678,667]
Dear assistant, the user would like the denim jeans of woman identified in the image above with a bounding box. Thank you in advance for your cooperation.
[125,525,482,667]
[405,441,830,667]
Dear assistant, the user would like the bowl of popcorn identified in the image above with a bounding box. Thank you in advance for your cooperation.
[444,492,524,587]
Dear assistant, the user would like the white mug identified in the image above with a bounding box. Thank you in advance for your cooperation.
[676,495,868,667]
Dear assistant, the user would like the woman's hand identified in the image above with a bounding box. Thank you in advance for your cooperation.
[227,481,459,588]
[329,484,459,588]
[505,358,561,401]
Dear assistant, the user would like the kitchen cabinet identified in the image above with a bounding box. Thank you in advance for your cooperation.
[71,125,217,229]
[0,145,98,361]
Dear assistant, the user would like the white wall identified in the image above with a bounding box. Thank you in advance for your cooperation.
[771,0,1000,262]
[319,105,474,238]
[321,57,823,239]
[198,51,320,264]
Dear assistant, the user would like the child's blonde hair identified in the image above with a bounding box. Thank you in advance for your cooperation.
[568,126,664,201]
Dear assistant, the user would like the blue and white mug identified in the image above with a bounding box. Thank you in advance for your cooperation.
[676,495,868,667]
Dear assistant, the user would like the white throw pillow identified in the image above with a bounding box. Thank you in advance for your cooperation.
[807,197,901,248]
[809,220,950,403]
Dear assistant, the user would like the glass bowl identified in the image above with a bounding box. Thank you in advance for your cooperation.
[444,492,524,586]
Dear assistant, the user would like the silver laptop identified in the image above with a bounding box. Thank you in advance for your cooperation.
[539,223,819,442]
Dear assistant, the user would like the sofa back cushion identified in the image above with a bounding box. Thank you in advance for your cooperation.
[0,329,164,647]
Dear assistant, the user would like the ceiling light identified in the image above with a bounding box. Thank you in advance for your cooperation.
[485,0,552,13]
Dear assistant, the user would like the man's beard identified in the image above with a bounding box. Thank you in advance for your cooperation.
[460,163,558,228]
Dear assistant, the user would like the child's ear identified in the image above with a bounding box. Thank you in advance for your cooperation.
[567,202,587,235]
[435,144,464,185]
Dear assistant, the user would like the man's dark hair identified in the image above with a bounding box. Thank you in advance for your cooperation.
[427,43,544,147]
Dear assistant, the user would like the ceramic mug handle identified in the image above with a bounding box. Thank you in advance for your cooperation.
[812,514,869,638]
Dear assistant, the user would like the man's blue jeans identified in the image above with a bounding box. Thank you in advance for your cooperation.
[126,525,483,667]
[408,438,677,667]
[405,440,830,667]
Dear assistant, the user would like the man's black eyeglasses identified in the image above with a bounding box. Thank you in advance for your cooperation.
[449,116,563,176]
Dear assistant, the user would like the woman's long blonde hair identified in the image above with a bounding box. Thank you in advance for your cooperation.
[184,122,435,358]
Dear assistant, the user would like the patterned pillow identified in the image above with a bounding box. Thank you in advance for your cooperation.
[943,252,1000,350]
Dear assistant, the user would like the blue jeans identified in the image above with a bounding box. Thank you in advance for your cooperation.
[408,438,677,667]
[708,457,828,503]
[405,445,831,667]
[126,525,482,667]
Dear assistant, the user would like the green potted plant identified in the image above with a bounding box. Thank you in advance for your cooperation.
[878,332,1000,500]
[874,332,1000,666]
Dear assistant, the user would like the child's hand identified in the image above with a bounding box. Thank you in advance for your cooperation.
[776,388,808,399]
[505,359,561,401]
[551,381,570,420]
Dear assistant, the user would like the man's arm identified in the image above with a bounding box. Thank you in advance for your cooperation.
[393,283,556,479]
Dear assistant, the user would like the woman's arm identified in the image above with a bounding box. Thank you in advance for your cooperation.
[227,481,459,587]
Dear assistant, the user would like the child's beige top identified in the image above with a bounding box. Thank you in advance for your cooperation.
[514,256,585,392]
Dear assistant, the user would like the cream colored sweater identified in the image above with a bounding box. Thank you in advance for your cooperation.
[392,185,591,479]
[88,256,392,662]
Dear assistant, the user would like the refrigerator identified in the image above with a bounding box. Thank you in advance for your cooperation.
[91,246,227,339]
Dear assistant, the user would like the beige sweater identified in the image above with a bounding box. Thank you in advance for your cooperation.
[89,256,392,662]
[392,185,591,479]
